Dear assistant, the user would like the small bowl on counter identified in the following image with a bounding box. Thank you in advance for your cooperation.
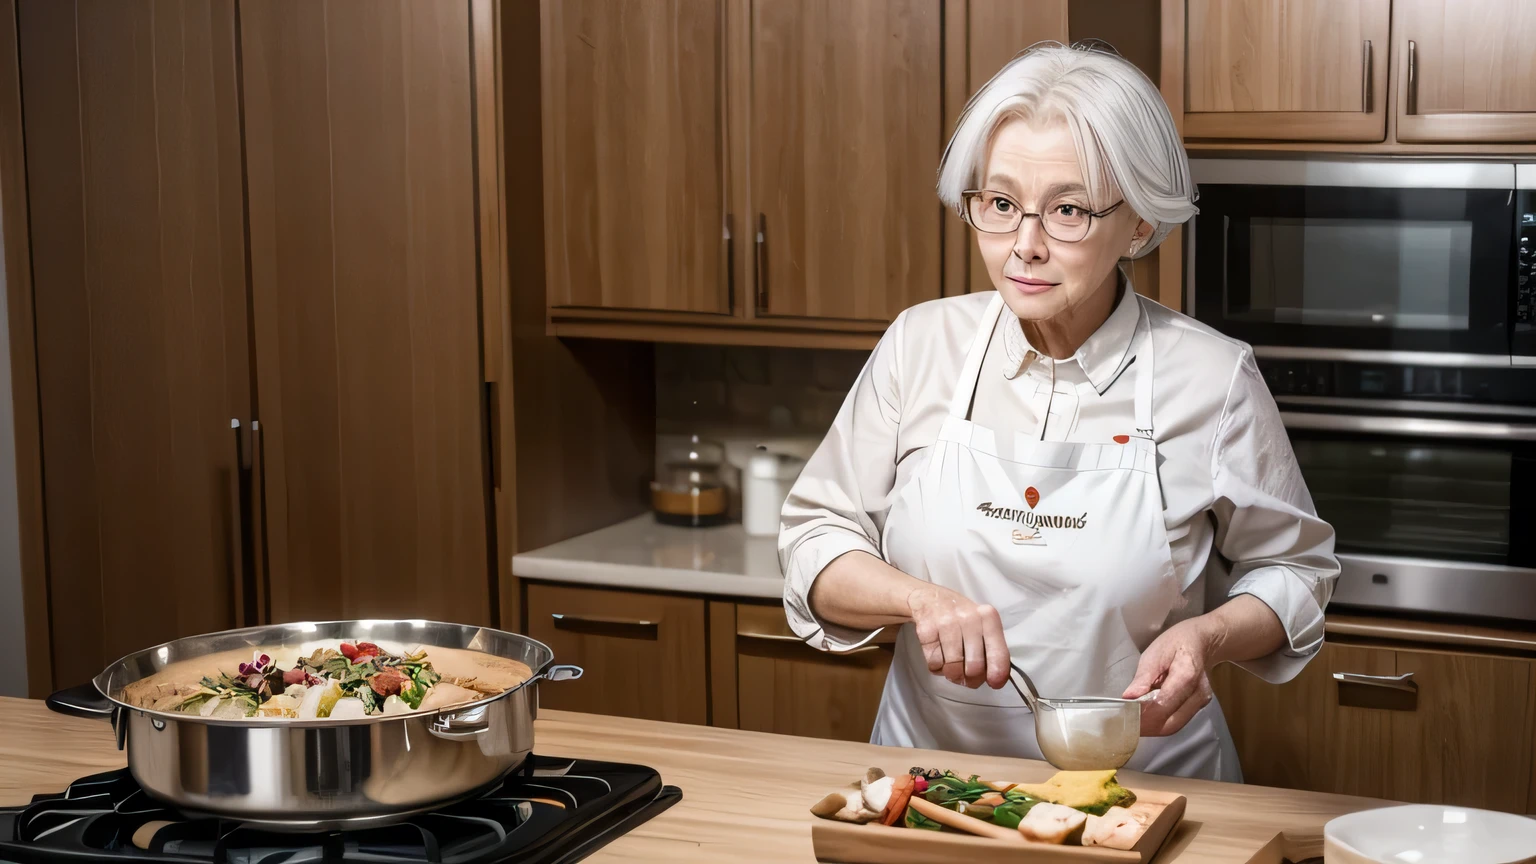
[1324,804,1536,864]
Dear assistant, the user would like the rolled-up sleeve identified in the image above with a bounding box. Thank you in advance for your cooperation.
[1209,350,1341,683]
[780,312,907,652]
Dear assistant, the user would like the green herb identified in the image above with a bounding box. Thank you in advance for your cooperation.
[990,791,1041,830]
[904,805,943,831]
[357,686,380,715]
[922,772,992,808]
[400,679,426,710]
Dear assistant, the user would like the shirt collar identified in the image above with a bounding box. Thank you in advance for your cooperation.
[1001,278,1142,394]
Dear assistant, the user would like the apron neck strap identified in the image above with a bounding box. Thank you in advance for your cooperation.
[945,292,1158,436]
[947,293,1006,419]
[1131,295,1156,437]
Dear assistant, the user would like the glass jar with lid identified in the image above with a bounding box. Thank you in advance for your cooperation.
[651,434,728,527]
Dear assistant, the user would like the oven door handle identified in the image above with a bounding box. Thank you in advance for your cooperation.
[1278,411,1536,441]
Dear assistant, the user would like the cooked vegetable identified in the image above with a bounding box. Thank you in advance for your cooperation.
[810,790,881,823]
[1083,805,1145,849]
[1014,769,1136,816]
[1018,802,1088,844]
[879,775,915,827]
[990,790,1043,830]
[327,697,367,720]
[862,775,895,814]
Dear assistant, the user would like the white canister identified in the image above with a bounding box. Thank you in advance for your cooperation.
[742,448,806,537]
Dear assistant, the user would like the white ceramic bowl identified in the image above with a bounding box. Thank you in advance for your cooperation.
[1325,804,1536,864]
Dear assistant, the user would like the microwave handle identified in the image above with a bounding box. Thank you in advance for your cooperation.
[1279,412,1536,442]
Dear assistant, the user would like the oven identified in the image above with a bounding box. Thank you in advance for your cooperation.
[1188,158,1536,624]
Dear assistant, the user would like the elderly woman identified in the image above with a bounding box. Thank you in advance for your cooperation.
[778,43,1339,781]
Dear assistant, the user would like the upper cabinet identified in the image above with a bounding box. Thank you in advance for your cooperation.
[1184,0,1391,141]
[538,0,944,344]
[541,0,730,314]
[750,0,942,322]
[1394,0,1536,143]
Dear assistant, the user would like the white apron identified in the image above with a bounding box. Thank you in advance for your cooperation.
[870,292,1242,782]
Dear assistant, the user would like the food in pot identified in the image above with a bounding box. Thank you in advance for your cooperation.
[120,642,533,720]
[1018,801,1088,844]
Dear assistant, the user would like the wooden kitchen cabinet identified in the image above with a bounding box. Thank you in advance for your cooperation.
[526,583,710,725]
[1184,0,1390,141]
[540,0,730,315]
[749,0,943,323]
[1394,0,1536,143]
[1390,649,1534,811]
[13,0,251,688]
[538,0,943,342]
[240,0,493,626]
[1213,641,1536,812]
[711,602,892,742]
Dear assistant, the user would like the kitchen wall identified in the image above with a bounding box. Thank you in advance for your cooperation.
[654,343,867,513]
[0,171,26,697]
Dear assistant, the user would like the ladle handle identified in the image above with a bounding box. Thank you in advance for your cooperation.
[1007,663,1041,713]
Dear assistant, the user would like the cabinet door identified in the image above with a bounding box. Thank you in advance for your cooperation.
[1390,650,1534,811]
[722,603,891,742]
[541,0,729,315]
[17,0,251,688]
[241,0,492,625]
[1184,0,1389,141]
[526,584,708,724]
[1395,0,1536,142]
[1211,643,1395,798]
[751,0,942,322]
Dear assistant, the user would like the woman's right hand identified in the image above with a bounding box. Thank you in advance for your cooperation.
[906,584,1010,690]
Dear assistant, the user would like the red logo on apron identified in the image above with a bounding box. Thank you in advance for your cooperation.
[1024,487,1040,509]
[1113,434,1130,444]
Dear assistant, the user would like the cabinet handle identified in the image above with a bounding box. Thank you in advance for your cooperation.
[754,213,767,312]
[1406,40,1418,116]
[1333,671,1417,693]
[551,613,659,640]
[723,214,735,313]
[737,630,881,657]
[1360,40,1373,113]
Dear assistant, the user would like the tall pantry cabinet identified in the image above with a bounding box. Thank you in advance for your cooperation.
[1,0,502,693]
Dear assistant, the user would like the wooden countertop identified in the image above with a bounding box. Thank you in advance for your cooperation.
[0,696,1396,863]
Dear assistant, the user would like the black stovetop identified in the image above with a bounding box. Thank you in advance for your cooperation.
[0,756,680,864]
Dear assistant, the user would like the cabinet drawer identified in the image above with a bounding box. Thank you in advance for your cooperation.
[730,603,892,743]
[525,583,708,724]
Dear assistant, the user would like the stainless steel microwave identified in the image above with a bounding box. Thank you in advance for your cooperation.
[1188,158,1536,625]
[1187,158,1536,367]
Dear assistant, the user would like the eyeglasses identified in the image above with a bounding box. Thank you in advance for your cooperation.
[960,189,1124,243]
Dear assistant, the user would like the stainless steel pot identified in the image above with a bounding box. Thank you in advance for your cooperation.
[46,619,582,830]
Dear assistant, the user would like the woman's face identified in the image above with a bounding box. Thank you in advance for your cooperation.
[974,117,1151,323]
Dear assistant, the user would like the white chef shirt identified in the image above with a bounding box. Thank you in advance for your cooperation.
[779,280,1340,684]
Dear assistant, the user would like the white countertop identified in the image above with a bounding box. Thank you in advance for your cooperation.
[510,514,787,599]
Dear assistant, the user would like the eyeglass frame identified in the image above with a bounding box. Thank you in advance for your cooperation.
[959,188,1126,242]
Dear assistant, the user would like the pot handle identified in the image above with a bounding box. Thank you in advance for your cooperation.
[47,683,114,719]
[541,664,583,683]
[429,703,492,740]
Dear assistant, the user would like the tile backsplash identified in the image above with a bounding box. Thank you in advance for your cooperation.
[655,343,868,439]
[654,343,869,517]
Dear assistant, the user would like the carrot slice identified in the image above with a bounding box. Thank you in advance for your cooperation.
[907,797,1021,842]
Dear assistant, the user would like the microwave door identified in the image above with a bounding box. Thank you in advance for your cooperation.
[1191,160,1514,358]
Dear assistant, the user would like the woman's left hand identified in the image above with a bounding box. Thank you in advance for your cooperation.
[1120,617,1214,737]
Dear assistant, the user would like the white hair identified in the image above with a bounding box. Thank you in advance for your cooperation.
[937,41,1196,258]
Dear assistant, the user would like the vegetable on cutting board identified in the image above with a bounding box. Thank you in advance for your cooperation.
[810,766,1157,849]
[1013,768,1137,816]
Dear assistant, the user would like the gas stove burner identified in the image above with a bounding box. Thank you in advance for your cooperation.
[0,755,681,864]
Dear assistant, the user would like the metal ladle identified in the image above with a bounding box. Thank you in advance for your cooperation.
[1006,662,1159,770]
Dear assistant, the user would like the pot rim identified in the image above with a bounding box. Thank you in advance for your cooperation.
[89,618,559,730]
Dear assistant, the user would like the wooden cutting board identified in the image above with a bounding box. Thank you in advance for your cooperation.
[811,789,1186,864]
